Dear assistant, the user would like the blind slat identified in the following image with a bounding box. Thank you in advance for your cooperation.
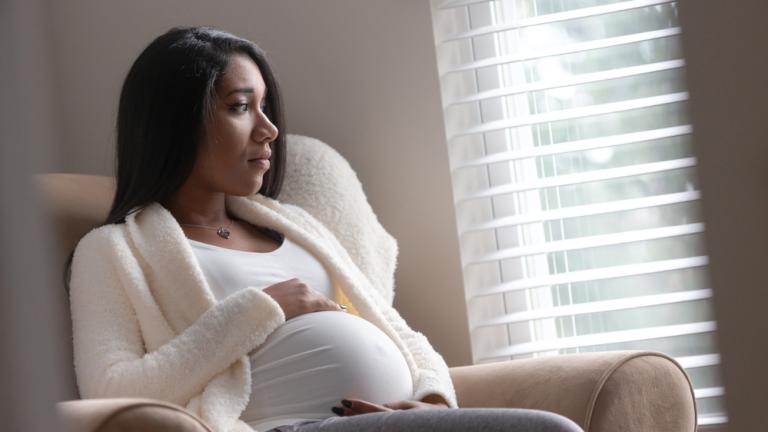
[439,0,675,43]
[697,415,728,426]
[468,223,704,264]
[453,125,692,171]
[675,353,721,369]
[458,156,696,203]
[451,92,689,140]
[473,289,712,329]
[477,321,717,359]
[447,59,685,107]
[469,256,708,298]
[436,0,490,10]
[695,387,725,399]
[463,190,700,234]
[442,27,681,75]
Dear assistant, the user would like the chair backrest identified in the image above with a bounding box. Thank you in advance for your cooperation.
[36,133,399,400]
[36,174,115,400]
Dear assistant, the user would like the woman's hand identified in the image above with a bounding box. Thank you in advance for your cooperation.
[331,397,448,417]
[262,278,344,320]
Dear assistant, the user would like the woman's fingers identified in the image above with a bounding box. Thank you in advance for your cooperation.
[333,398,394,416]
[382,400,420,410]
[346,398,393,413]
[331,398,447,417]
[263,278,345,319]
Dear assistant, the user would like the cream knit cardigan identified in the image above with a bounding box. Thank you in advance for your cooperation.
[69,192,458,432]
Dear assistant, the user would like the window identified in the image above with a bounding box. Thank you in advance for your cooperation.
[429,0,725,426]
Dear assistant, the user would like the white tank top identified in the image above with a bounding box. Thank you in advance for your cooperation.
[188,236,414,431]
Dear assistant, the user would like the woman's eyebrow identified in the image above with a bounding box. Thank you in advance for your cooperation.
[224,87,268,98]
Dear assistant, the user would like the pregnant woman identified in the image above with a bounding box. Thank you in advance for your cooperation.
[65,26,582,432]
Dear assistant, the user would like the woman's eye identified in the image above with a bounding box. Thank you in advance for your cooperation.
[229,103,249,113]
[228,102,266,113]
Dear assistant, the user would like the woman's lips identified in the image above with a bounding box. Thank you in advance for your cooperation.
[249,158,270,169]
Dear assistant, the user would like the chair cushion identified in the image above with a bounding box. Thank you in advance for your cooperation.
[35,173,116,400]
[56,398,212,432]
[449,351,696,432]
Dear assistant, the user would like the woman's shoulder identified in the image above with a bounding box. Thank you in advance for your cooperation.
[280,202,337,239]
[247,194,328,232]
[68,223,133,289]
[73,223,127,257]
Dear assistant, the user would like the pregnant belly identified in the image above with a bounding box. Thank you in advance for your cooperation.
[241,311,414,427]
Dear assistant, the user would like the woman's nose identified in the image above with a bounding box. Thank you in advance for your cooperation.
[254,111,279,143]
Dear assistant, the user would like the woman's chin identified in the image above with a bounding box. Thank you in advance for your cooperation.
[228,178,263,196]
[253,178,269,194]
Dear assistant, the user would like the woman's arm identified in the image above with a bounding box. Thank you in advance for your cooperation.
[375,300,459,408]
[419,393,450,407]
[69,230,286,406]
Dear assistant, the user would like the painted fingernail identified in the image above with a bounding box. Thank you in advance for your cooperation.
[332,407,344,415]
[341,399,352,408]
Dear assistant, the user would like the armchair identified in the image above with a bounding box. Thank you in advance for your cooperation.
[40,134,696,431]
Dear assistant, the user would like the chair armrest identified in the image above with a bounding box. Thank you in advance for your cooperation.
[449,350,696,432]
[57,398,212,432]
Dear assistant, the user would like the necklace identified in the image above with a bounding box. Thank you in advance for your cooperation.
[179,217,234,239]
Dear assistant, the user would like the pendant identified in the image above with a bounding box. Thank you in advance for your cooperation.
[216,226,231,239]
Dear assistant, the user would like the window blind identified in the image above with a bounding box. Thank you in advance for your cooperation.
[429,0,725,426]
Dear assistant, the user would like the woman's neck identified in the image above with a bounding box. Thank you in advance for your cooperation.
[161,186,231,226]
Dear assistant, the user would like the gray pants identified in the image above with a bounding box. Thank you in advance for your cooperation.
[266,408,583,431]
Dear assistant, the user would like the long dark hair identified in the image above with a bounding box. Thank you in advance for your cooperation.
[63,26,287,293]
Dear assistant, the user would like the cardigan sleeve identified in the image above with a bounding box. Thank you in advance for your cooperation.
[282,204,459,408]
[69,229,286,406]
[371,294,459,408]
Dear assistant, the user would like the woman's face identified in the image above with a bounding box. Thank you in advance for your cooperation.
[191,53,279,196]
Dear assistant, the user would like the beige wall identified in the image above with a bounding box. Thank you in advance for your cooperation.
[678,1,768,430]
[0,0,69,429]
[48,0,473,366]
